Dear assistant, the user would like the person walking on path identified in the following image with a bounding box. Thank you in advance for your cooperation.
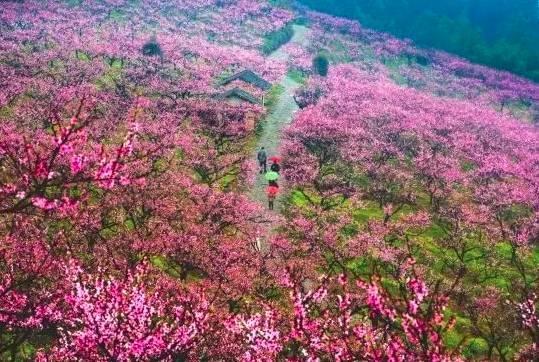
[270,161,280,173]
[265,170,279,188]
[257,147,267,174]
[269,156,281,173]
[267,185,279,210]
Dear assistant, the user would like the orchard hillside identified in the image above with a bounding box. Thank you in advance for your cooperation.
[0,0,538,360]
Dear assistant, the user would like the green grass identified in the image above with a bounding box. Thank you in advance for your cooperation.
[108,9,126,22]
[0,106,13,118]
[256,84,285,136]
[322,40,353,63]
[150,256,182,279]
[287,69,308,85]
[353,202,384,223]
[219,172,238,191]
[75,51,91,61]
[64,0,83,6]
[264,84,285,111]
[150,255,205,282]
[384,56,413,85]
[95,61,123,90]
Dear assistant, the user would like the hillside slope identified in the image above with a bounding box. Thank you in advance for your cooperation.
[0,1,537,360]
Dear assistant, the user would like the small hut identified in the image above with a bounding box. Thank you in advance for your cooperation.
[214,69,272,131]
[219,69,272,91]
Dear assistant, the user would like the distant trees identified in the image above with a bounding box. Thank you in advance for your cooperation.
[261,23,294,55]
[312,54,329,76]
[299,0,539,81]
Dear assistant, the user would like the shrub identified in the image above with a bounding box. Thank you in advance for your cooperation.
[142,41,162,57]
[313,54,329,76]
[532,105,539,124]
[261,24,294,55]
[294,86,323,108]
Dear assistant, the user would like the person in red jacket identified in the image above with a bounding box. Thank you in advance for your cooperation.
[267,185,279,210]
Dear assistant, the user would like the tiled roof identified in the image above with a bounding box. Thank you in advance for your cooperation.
[219,69,272,91]
[214,87,262,105]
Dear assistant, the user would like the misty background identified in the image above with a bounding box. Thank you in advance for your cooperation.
[299,0,539,81]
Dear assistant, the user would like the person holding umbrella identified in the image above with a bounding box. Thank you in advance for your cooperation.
[267,185,279,210]
[265,170,279,188]
[269,156,281,173]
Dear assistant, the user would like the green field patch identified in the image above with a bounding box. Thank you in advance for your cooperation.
[75,50,91,61]
[108,9,126,22]
[0,106,13,118]
[462,337,489,358]
[95,62,123,90]
[64,0,83,7]
[150,255,182,279]
[287,69,308,85]
[353,202,383,223]
[219,172,238,191]
[264,84,285,113]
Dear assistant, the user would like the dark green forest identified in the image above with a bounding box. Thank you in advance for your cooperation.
[299,0,539,81]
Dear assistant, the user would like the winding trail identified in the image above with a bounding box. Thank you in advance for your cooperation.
[250,25,309,213]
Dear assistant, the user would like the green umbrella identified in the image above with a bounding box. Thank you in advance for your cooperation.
[264,171,279,181]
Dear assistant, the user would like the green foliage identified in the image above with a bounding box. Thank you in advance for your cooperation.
[150,256,182,279]
[287,69,308,84]
[261,23,294,55]
[452,335,489,358]
[0,106,13,119]
[313,54,329,76]
[294,16,310,26]
[353,202,384,223]
[142,41,162,57]
[75,50,91,61]
[95,61,123,90]
[64,0,83,7]
[268,0,293,9]
[108,9,126,22]
[0,337,38,361]
[299,0,539,81]
[262,84,285,114]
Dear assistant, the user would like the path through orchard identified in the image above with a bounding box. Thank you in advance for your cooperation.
[249,25,310,248]
[250,25,309,207]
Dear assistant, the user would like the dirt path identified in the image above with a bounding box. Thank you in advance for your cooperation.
[250,25,309,210]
